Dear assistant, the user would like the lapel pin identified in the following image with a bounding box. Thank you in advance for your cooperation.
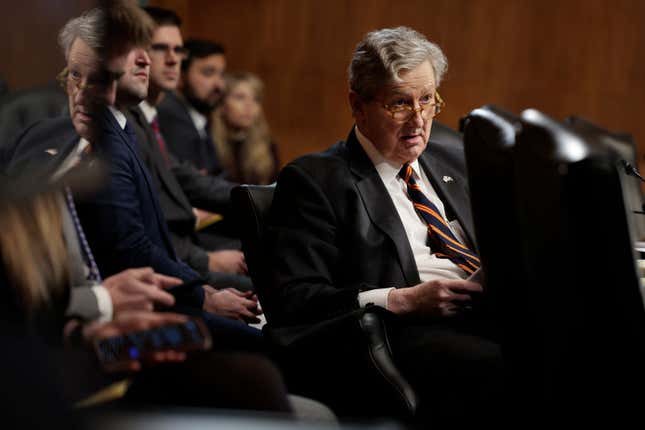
[442,175,454,183]
[45,148,58,155]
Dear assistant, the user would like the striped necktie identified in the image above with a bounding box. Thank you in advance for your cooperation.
[64,186,102,283]
[398,163,481,274]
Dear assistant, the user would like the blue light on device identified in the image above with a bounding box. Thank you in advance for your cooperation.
[129,346,140,359]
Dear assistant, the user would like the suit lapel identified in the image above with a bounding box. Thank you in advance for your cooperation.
[130,106,193,213]
[102,108,178,258]
[347,129,421,286]
[418,146,477,249]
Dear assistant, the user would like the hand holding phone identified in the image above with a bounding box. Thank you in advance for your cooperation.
[92,313,212,373]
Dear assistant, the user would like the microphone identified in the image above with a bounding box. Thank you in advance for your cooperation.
[622,160,645,183]
[621,160,645,214]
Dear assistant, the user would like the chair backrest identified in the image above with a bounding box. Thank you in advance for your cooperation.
[0,82,68,147]
[231,184,276,297]
[431,120,463,147]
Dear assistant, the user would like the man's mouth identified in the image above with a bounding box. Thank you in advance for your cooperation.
[400,132,424,144]
[75,109,94,122]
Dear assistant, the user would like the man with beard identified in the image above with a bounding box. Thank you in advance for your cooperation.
[157,39,226,176]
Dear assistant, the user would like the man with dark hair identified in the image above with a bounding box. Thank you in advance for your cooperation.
[157,39,227,176]
[128,6,250,290]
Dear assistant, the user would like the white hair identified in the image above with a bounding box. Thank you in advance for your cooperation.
[348,26,447,100]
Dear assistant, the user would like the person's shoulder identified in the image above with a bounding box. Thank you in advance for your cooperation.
[157,91,187,119]
[3,117,76,176]
[427,122,464,154]
[7,116,75,159]
[18,116,75,143]
[286,140,350,175]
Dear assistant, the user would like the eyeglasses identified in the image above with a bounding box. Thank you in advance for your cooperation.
[149,43,189,60]
[57,67,124,94]
[382,92,445,122]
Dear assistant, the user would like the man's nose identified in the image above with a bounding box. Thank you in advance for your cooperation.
[409,105,425,127]
[166,50,179,64]
[137,50,151,66]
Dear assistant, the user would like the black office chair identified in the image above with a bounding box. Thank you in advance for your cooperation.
[231,184,418,419]
[0,82,68,148]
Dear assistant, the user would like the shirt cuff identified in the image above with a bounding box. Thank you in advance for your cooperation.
[358,287,395,310]
[92,285,113,323]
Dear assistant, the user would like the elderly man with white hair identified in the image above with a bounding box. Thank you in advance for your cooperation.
[265,26,504,424]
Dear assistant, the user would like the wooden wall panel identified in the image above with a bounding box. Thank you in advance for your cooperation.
[150,0,645,170]
[0,0,96,92]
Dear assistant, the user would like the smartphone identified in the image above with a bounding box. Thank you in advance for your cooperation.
[94,318,212,371]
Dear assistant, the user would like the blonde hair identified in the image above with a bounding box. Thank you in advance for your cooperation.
[0,193,69,315]
[211,72,276,184]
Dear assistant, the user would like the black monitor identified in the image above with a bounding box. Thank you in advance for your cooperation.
[465,107,645,420]
[462,106,549,414]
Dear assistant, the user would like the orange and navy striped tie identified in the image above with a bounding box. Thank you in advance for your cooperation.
[398,163,481,274]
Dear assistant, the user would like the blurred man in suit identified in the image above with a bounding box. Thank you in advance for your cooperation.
[7,4,260,326]
[157,38,226,176]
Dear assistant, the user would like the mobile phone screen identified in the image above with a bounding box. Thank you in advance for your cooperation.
[95,318,212,367]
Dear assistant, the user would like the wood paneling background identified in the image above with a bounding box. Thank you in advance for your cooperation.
[2,0,643,170]
[150,0,645,169]
[0,0,97,93]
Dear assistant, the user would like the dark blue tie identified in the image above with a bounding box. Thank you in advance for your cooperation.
[398,163,481,274]
[64,186,102,283]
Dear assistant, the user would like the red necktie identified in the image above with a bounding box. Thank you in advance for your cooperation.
[150,115,169,166]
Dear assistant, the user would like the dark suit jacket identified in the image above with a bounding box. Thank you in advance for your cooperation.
[157,91,222,176]
[5,111,204,308]
[265,128,475,327]
[127,106,207,272]
[127,106,243,272]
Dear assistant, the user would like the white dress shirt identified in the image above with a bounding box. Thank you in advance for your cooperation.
[139,100,158,124]
[187,105,208,139]
[355,126,468,309]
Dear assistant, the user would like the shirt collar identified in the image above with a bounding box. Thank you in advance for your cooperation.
[108,106,127,130]
[138,100,158,124]
[187,105,207,137]
[355,125,422,181]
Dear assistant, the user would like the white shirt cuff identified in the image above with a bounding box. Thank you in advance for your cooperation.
[358,287,395,310]
[92,285,113,323]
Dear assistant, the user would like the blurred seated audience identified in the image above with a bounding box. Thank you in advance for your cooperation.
[157,39,226,177]
[211,72,279,185]
[0,177,292,415]
[129,6,251,292]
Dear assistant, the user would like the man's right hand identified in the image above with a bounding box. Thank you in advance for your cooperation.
[207,250,248,274]
[103,267,180,316]
[202,285,262,323]
[387,279,482,318]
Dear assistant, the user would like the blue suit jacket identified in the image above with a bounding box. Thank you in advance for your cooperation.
[5,110,204,308]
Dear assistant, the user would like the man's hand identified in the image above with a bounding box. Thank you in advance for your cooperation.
[82,311,189,372]
[387,279,482,318]
[202,285,262,323]
[103,267,181,315]
[207,250,248,275]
